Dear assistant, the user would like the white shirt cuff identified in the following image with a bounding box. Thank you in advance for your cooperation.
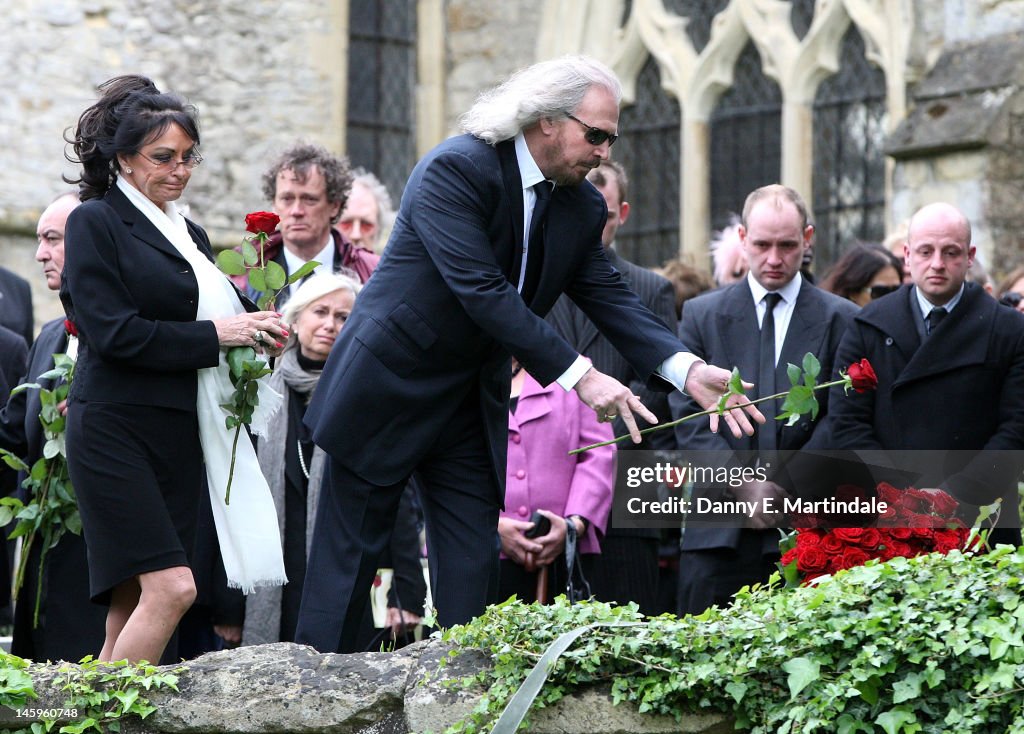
[657,352,702,394]
[556,355,592,391]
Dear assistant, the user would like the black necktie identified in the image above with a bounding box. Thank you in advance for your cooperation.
[927,306,948,335]
[520,182,551,300]
[758,292,782,452]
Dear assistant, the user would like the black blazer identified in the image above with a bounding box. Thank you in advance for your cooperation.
[306,134,685,489]
[0,318,62,466]
[0,267,33,346]
[670,278,858,550]
[820,283,1024,517]
[60,186,224,411]
[0,323,29,496]
[547,249,678,450]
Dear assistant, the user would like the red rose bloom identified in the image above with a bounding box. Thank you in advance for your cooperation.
[856,527,882,550]
[833,527,865,543]
[820,533,845,554]
[797,547,829,574]
[63,319,78,337]
[837,546,871,570]
[876,482,902,506]
[934,530,964,554]
[244,211,281,236]
[903,488,935,513]
[928,490,960,517]
[796,529,824,548]
[847,358,878,392]
[887,527,913,540]
[781,548,798,566]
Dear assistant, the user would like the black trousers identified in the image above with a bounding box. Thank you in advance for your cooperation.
[677,530,780,616]
[294,404,500,653]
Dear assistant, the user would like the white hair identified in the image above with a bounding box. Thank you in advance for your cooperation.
[281,273,362,328]
[460,55,622,145]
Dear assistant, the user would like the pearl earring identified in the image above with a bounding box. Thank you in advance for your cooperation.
[125,167,133,174]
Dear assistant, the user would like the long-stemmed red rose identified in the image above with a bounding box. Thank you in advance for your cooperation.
[214,211,319,503]
[571,355,879,454]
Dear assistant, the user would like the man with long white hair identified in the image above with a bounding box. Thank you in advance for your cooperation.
[297,56,763,653]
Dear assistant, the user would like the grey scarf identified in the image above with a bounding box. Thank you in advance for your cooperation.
[241,346,328,645]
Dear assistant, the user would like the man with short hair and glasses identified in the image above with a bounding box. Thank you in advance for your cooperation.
[295,56,764,653]
[820,202,1024,545]
[234,143,379,308]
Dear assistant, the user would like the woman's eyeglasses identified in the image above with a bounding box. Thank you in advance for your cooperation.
[869,284,900,300]
[137,151,203,170]
[565,113,618,147]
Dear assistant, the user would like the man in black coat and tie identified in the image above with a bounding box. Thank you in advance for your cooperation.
[0,266,33,346]
[670,185,858,615]
[547,160,677,613]
[819,202,1024,544]
[296,56,763,653]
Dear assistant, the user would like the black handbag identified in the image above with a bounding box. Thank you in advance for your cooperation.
[563,520,591,603]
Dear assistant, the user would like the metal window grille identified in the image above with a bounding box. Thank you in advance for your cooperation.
[811,23,888,268]
[346,0,417,206]
[612,56,682,268]
[709,42,783,234]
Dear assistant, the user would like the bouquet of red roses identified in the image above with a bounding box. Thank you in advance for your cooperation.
[779,482,975,584]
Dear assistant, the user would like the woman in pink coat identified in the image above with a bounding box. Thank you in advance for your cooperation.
[497,360,615,603]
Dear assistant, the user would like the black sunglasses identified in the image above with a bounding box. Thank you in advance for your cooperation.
[1000,291,1024,308]
[869,284,900,300]
[566,113,619,146]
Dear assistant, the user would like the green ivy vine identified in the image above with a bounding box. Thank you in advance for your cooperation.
[441,546,1024,733]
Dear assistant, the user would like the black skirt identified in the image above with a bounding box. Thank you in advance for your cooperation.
[66,400,203,604]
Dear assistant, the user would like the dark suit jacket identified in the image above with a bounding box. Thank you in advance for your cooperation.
[0,319,62,468]
[306,134,684,490]
[670,278,858,550]
[0,324,29,498]
[60,186,224,410]
[547,249,677,451]
[820,283,1024,522]
[0,267,33,346]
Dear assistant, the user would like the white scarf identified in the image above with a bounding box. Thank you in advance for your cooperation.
[116,177,287,593]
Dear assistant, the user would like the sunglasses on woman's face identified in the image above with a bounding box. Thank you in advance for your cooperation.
[869,284,900,300]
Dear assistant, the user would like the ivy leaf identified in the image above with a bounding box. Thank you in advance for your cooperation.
[875,707,919,734]
[724,680,747,704]
[216,249,246,276]
[782,656,820,699]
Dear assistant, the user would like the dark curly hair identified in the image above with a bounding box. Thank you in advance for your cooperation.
[261,143,353,223]
[64,74,201,201]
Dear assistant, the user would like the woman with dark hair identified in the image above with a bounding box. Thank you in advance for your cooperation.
[61,75,288,664]
[820,242,903,307]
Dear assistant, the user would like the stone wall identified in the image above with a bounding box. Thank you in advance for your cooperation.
[13,641,731,734]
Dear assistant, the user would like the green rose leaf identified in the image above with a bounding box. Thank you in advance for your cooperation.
[265,260,287,291]
[216,249,246,276]
[288,260,320,284]
[802,351,821,380]
[241,239,260,267]
[248,267,267,294]
[787,362,802,387]
[227,347,256,380]
[727,367,744,396]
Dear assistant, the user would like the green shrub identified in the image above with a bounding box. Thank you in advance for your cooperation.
[443,546,1024,733]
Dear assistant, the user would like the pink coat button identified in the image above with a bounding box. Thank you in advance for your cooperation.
[518,505,528,517]
[515,469,526,479]
[512,434,521,444]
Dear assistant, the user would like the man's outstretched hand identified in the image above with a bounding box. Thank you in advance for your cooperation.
[574,367,657,443]
[685,362,765,438]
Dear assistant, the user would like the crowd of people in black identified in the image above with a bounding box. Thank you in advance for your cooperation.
[2,56,1022,666]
